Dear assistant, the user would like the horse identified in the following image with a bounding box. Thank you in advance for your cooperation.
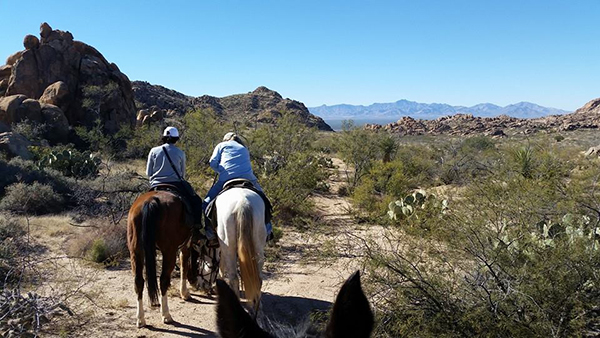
[215,271,375,338]
[214,186,267,314]
[126,190,200,328]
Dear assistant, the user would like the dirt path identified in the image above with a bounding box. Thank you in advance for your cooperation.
[35,158,360,337]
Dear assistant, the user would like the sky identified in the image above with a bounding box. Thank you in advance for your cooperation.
[1,0,598,111]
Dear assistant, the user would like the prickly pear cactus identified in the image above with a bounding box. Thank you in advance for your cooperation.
[388,190,447,221]
[37,149,101,178]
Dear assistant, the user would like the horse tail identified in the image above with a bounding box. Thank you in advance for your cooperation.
[142,197,160,306]
[236,200,261,305]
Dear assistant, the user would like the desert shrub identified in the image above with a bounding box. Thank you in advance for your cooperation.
[181,109,230,187]
[68,222,128,265]
[0,182,65,215]
[73,169,147,223]
[438,136,498,185]
[0,215,26,284]
[0,157,74,197]
[124,123,162,158]
[248,112,329,221]
[362,146,600,337]
[12,120,48,143]
[555,134,565,142]
[337,121,383,189]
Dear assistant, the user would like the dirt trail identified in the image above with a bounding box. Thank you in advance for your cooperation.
[36,158,359,337]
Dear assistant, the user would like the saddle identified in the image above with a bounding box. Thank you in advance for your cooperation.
[205,179,273,230]
[150,183,199,228]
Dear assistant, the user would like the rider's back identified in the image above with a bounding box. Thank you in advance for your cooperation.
[146,144,186,187]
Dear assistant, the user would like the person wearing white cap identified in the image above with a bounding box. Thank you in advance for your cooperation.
[205,132,273,240]
[146,126,218,246]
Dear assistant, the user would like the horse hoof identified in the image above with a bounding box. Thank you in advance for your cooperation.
[163,315,174,324]
[137,320,146,328]
[181,291,191,300]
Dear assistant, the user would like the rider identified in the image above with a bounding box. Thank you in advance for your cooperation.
[146,126,218,246]
[205,132,273,240]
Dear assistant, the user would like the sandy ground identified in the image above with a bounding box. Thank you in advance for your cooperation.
[31,158,363,337]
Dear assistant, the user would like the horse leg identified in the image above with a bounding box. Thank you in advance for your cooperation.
[219,244,240,299]
[160,249,177,324]
[179,248,191,300]
[131,249,146,328]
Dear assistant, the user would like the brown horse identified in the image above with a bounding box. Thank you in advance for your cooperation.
[127,190,199,327]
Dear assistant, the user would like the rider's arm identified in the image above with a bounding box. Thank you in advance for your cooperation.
[146,149,155,177]
[209,144,222,171]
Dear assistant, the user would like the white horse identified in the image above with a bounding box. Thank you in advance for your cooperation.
[215,187,266,313]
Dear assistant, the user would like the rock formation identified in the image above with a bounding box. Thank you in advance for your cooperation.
[133,81,333,131]
[365,98,600,136]
[0,22,136,143]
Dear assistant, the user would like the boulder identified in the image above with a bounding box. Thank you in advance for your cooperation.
[40,22,52,39]
[40,103,69,144]
[0,65,11,79]
[0,95,27,124]
[39,81,71,112]
[0,132,32,159]
[20,99,42,122]
[4,23,136,133]
[23,35,40,50]
[0,79,7,96]
[5,51,23,66]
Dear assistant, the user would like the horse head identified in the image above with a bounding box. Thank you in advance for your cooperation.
[215,271,374,338]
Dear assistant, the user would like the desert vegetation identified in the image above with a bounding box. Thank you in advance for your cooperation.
[1,107,600,337]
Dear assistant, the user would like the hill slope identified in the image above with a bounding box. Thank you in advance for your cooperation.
[132,81,333,131]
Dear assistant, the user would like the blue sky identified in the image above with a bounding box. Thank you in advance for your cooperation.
[1,0,598,111]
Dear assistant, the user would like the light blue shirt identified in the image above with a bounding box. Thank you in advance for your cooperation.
[146,143,186,187]
[209,140,257,182]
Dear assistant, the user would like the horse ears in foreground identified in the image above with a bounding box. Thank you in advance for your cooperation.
[215,270,374,338]
[216,279,273,338]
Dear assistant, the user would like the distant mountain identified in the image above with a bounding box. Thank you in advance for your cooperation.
[309,100,569,119]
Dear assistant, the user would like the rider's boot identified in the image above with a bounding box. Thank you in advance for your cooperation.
[205,223,219,248]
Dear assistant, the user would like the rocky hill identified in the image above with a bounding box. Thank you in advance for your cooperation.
[0,22,136,142]
[365,97,600,136]
[132,82,333,131]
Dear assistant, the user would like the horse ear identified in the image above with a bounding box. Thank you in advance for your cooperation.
[325,271,374,338]
[215,279,273,338]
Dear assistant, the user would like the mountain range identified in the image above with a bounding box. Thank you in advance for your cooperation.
[309,100,569,120]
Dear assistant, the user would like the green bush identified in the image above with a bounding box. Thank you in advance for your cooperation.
[0,182,65,215]
[69,222,128,265]
[362,145,600,337]
[337,121,383,189]
[248,112,328,221]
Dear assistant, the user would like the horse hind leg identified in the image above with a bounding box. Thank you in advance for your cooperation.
[179,249,191,300]
[160,249,177,324]
[131,250,146,328]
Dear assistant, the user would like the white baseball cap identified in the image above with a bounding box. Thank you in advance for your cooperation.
[223,132,236,141]
[163,126,179,138]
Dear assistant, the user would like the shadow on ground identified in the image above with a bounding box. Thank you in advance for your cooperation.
[259,292,332,325]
